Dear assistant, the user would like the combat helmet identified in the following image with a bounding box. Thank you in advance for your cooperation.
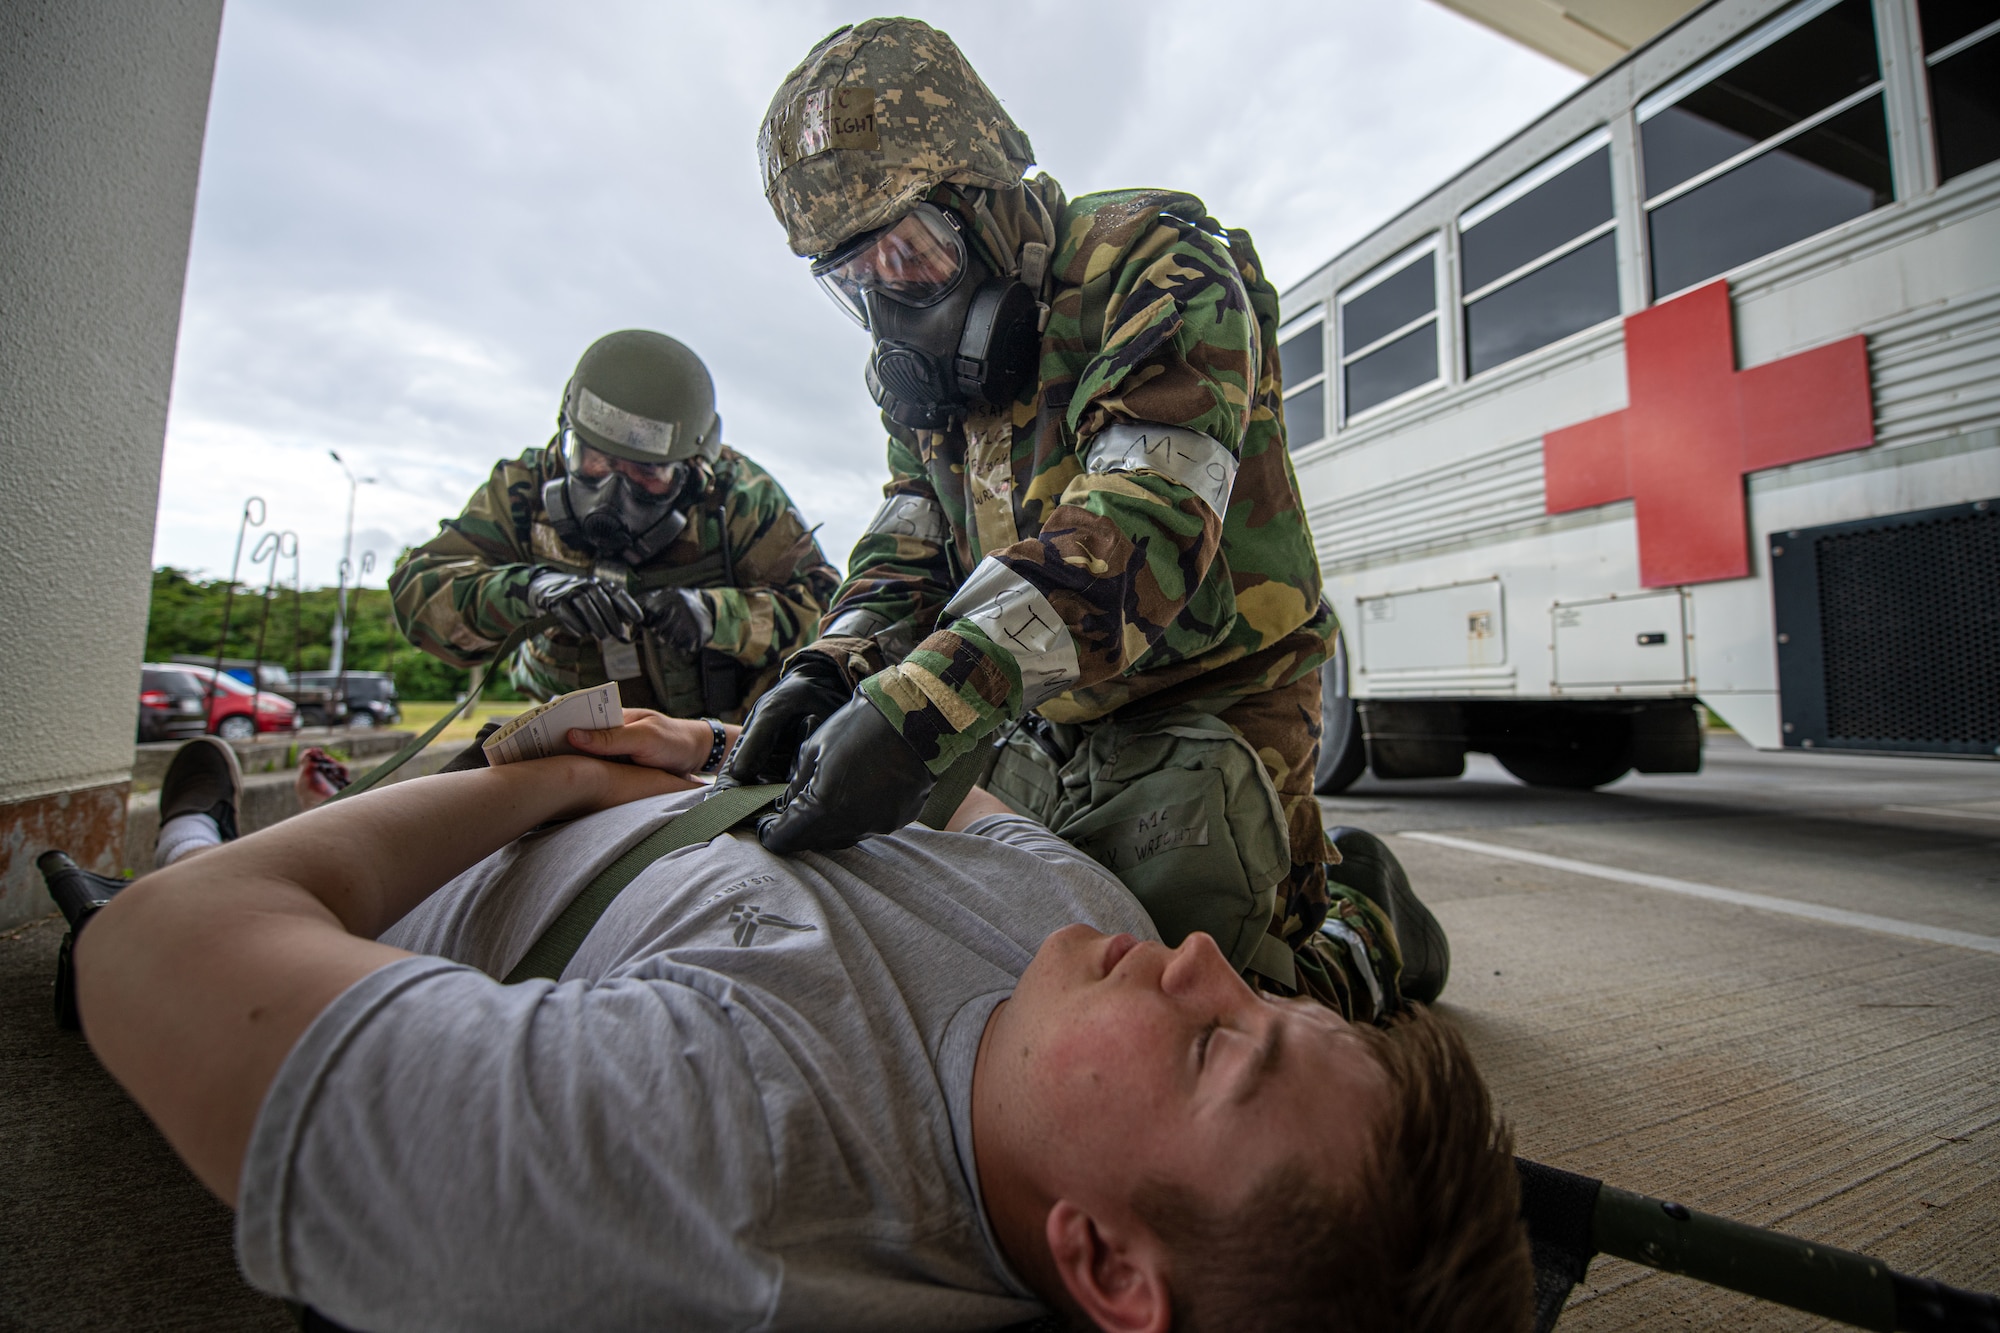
[562,329,723,466]
[757,18,1035,257]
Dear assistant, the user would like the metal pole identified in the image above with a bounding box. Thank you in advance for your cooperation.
[290,541,304,680]
[249,531,295,706]
[334,556,351,721]
[210,497,266,707]
[327,452,375,676]
[355,551,375,671]
[335,550,375,715]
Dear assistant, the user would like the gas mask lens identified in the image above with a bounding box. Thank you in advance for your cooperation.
[811,204,967,329]
[563,433,687,496]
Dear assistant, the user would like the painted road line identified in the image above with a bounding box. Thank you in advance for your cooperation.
[1400,831,2000,957]
[1885,805,2000,823]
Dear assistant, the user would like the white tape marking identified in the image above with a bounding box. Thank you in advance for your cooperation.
[1400,831,2000,957]
[1885,805,2000,824]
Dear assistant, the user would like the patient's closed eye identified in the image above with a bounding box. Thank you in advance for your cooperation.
[1196,1019,1219,1067]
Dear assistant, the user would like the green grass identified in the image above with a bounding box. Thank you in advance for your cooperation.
[398,700,527,745]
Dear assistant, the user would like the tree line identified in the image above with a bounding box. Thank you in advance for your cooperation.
[144,565,522,701]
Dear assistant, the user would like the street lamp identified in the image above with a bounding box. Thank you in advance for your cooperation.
[328,449,376,675]
[333,549,377,715]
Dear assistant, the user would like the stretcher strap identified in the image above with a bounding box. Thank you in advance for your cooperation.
[503,745,991,984]
[504,783,786,983]
[327,615,559,803]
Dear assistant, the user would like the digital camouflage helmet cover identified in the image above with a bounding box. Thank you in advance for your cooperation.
[757,18,1036,257]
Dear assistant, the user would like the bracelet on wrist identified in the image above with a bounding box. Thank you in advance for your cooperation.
[698,718,729,774]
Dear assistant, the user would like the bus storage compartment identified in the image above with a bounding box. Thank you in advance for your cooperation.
[1551,590,1690,692]
[1771,499,1999,757]
[1356,578,1510,695]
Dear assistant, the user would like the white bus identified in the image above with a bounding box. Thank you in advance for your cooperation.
[1282,0,2000,792]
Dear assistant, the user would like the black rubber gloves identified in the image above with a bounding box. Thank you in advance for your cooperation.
[527,569,644,641]
[755,696,936,854]
[716,654,935,853]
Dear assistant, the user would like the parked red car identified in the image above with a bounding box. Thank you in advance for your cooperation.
[175,663,298,740]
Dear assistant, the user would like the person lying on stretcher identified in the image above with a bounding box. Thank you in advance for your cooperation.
[76,710,1533,1333]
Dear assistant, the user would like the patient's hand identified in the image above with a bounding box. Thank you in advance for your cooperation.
[567,708,740,777]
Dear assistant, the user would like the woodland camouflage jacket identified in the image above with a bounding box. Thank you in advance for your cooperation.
[820,189,1334,774]
[390,444,838,704]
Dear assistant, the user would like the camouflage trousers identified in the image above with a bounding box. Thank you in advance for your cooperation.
[1197,651,1403,1023]
[991,619,1404,1022]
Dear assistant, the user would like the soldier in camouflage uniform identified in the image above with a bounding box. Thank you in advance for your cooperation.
[725,19,1446,1017]
[391,330,838,722]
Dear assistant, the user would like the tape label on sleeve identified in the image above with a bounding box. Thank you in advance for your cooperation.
[942,558,1081,707]
[1083,421,1237,515]
[865,491,950,545]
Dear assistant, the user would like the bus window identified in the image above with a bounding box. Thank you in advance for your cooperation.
[1278,316,1328,449]
[1278,316,1328,448]
[1917,0,2000,183]
[1640,0,1890,298]
[1459,132,1618,377]
[1339,245,1439,420]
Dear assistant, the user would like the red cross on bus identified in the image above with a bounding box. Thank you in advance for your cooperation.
[1541,279,1876,588]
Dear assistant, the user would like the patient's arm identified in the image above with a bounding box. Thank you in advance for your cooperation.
[565,708,741,774]
[76,757,685,1209]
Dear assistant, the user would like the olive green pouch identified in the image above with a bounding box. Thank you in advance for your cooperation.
[985,709,1295,985]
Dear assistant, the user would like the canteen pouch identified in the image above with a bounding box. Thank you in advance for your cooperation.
[985,708,1292,977]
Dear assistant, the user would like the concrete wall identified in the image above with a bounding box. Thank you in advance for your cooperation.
[0,1,225,926]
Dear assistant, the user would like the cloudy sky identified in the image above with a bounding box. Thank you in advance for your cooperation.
[153,0,1581,591]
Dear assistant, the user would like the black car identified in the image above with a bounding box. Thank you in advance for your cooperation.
[138,665,211,743]
[298,671,401,728]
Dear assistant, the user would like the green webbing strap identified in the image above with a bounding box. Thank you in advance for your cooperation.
[1246,931,1299,992]
[504,782,786,983]
[501,743,995,985]
[327,614,558,803]
[917,744,989,831]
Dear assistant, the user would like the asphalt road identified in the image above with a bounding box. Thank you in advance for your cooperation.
[1330,734,2000,1328]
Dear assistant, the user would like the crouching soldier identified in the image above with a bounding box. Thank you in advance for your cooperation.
[390,330,839,721]
[724,19,1447,1019]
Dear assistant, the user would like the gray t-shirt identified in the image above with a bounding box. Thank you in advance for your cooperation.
[236,790,1156,1333]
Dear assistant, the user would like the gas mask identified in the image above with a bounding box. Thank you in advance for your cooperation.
[813,203,1041,430]
[542,429,699,566]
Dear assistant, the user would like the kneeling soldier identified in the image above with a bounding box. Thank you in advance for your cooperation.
[725,20,1445,1018]
[391,330,838,721]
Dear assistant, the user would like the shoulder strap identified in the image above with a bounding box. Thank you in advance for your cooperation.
[1245,931,1298,992]
[328,614,558,802]
[503,782,785,983]
[503,745,991,984]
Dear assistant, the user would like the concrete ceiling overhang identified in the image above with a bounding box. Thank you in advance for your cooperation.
[1429,0,1711,73]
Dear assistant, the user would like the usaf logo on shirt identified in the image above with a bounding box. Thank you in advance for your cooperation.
[728,904,817,948]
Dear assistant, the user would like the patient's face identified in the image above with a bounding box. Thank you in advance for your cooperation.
[993,926,1388,1217]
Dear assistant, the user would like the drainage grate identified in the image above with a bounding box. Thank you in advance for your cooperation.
[1772,500,2000,755]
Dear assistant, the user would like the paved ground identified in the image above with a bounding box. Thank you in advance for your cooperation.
[2,735,1994,1329]
[1328,735,2000,1328]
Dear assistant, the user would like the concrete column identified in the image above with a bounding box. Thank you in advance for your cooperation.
[0,1,225,926]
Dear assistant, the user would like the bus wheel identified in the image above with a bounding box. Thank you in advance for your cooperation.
[1314,653,1367,795]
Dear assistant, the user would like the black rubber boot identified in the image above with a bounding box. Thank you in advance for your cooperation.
[1326,826,1450,1006]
